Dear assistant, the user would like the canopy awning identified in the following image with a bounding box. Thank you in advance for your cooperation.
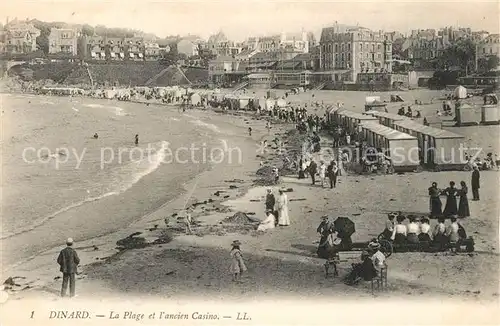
[110,52,116,58]
[119,53,124,58]
[91,52,96,57]
[100,52,105,57]
[138,53,143,58]
[129,53,135,58]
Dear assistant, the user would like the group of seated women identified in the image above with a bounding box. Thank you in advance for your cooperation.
[382,212,466,250]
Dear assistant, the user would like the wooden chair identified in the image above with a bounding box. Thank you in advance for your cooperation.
[371,264,388,294]
[324,253,340,278]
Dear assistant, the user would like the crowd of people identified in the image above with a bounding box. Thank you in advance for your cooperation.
[428,172,479,219]
[381,213,467,250]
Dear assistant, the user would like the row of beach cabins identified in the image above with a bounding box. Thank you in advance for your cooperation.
[326,107,468,173]
[37,86,303,113]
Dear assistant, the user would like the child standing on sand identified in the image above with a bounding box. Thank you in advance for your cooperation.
[184,209,193,234]
[230,240,247,282]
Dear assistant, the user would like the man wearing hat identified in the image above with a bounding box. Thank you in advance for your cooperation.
[57,238,80,298]
[265,188,276,212]
[368,241,386,273]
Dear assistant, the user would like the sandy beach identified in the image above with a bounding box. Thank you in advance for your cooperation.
[1,88,499,325]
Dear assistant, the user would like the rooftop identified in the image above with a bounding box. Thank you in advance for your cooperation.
[361,122,417,140]
[393,120,465,139]
[364,111,409,121]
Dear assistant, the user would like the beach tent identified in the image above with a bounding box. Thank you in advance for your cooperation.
[481,104,500,125]
[365,96,381,104]
[455,103,479,126]
[454,86,467,99]
[393,120,466,170]
[189,93,201,106]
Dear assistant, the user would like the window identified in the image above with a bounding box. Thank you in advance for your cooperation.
[335,44,338,52]
[378,44,381,50]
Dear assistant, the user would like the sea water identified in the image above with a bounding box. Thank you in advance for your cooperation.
[0,94,228,268]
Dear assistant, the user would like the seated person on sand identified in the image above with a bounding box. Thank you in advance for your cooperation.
[390,215,407,245]
[369,241,387,275]
[432,217,447,250]
[257,210,276,232]
[381,213,396,240]
[406,216,420,244]
[418,218,432,242]
[343,243,383,286]
[445,216,461,249]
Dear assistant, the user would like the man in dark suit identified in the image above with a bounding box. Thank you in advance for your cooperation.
[57,238,80,298]
[265,188,277,225]
[309,159,318,185]
[471,165,480,201]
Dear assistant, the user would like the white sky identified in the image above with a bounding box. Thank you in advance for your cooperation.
[2,0,499,40]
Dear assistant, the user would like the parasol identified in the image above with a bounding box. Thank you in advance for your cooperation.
[333,216,356,238]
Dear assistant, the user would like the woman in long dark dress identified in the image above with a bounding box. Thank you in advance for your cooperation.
[442,181,458,217]
[458,181,470,218]
[428,182,442,218]
[316,216,335,259]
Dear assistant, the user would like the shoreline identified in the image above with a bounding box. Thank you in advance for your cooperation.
[0,90,264,254]
[0,96,282,299]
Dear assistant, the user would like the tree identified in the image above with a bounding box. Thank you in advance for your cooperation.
[159,42,179,66]
[81,24,95,37]
[487,56,500,71]
[435,39,476,73]
[477,56,500,73]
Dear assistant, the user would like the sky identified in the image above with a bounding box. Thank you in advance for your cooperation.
[2,0,499,40]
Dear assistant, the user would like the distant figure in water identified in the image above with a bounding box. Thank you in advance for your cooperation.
[93,133,99,139]
[248,127,252,136]
[135,134,139,146]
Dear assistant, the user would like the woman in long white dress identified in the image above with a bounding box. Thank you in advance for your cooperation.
[277,190,290,226]
[318,161,327,187]
[257,210,276,232]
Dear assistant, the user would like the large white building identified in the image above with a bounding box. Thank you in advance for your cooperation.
[477,34,500,59]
